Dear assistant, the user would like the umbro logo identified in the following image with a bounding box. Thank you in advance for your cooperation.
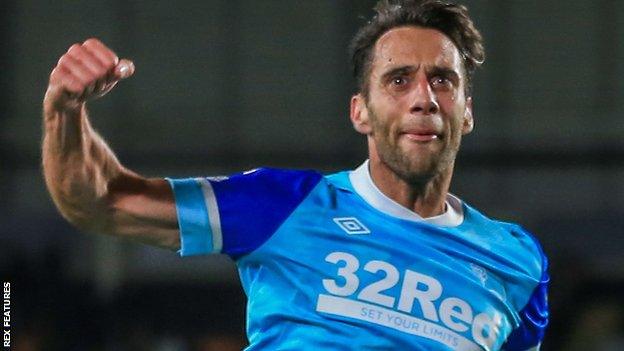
[333,217,371,235]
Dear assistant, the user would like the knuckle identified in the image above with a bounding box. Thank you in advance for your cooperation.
[84,42,118,66]
[57,55,70,66]
[76,72,93,84]
[67,43,81,53]
[60,74,77,88]
[102,55,116,68]
[65,75,80,87]
[96,66,108,77]
[68,47,87,61]
[50,67,61,78]
[67,82,83,94]
[65,50,80,61]
[83,38,101,47]
[108,52,119,65]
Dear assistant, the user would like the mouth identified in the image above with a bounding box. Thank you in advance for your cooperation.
[403,133,439,142]
[400,129,442,142]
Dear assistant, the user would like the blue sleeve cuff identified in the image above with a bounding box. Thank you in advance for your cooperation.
[166,177,215,257]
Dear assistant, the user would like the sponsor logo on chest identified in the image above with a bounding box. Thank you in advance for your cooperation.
[316,251,503,350]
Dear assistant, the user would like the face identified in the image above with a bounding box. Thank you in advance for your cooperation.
[351,26,474,184]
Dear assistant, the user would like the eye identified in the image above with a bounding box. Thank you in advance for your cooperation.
[431,76,451,88]
[392,77,407,86]
[391,76,408,87]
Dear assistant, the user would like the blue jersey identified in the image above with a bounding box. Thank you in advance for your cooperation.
[167,162,548,351]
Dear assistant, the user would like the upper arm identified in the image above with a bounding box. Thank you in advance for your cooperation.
[167,168,322,258]
[104,172,180,251]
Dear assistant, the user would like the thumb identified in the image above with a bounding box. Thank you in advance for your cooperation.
[113,59,135,80]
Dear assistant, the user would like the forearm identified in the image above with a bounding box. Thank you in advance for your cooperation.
[42,101,127,232]
[42,38,180,250]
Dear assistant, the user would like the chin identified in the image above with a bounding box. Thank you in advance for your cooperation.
[403,168,439,185]
[376,143,450,184]
[389,159,440,185]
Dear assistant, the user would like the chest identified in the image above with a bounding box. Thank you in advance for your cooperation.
[247,206,526,350]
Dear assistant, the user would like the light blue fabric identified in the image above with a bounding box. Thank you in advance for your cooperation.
[169,169,548,350]
[166,178,213,256]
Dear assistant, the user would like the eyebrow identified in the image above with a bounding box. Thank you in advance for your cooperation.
[428,66,460,81]
[380,65,419,81]
[380,64,460,82]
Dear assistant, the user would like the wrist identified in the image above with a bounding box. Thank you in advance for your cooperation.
[43,87,85,119]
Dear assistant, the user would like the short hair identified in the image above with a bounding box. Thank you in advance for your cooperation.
[349,0,485,98]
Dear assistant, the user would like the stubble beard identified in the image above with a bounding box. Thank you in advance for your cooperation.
[368,106,458,187]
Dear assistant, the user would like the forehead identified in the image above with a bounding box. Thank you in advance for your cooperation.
[372,26,463,75]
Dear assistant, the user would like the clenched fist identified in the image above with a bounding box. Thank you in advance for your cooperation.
[44,38,134,111]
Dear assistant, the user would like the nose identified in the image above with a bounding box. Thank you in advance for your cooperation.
[410,76,439,115]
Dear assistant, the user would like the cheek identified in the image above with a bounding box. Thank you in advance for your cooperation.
[369,113,390,137]
[367,102,393,132]
[367,91,412,138]
[439,99,467,133]
[373,113,400,140]
[438,93,460,112]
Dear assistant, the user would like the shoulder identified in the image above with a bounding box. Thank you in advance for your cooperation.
[468,214,552,350]
[462,204,547,279]
[208,166,328,225]
[495,219,547,272]
[210,167,324,187]
[205,167,326,202]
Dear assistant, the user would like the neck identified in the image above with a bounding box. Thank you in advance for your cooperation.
[368,157,454,218]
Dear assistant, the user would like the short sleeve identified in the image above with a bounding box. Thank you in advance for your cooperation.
[502,249,550,351]
[167,168,322,258]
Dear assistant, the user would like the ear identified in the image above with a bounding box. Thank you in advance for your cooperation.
[462,96,474,135]
[350,94,372,135]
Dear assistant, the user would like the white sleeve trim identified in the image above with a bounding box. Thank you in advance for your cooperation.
[198,178,223,253]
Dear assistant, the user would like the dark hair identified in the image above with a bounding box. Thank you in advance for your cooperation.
[349,0,485,98]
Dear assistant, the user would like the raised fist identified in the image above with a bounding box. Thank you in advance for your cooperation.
[45,38,134,110]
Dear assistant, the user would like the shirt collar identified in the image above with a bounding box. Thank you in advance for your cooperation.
[348,160,464,227]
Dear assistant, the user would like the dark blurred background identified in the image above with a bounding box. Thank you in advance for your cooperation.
[1,0,623,350]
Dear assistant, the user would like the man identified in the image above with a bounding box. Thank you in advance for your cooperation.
[42,0,548,350]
